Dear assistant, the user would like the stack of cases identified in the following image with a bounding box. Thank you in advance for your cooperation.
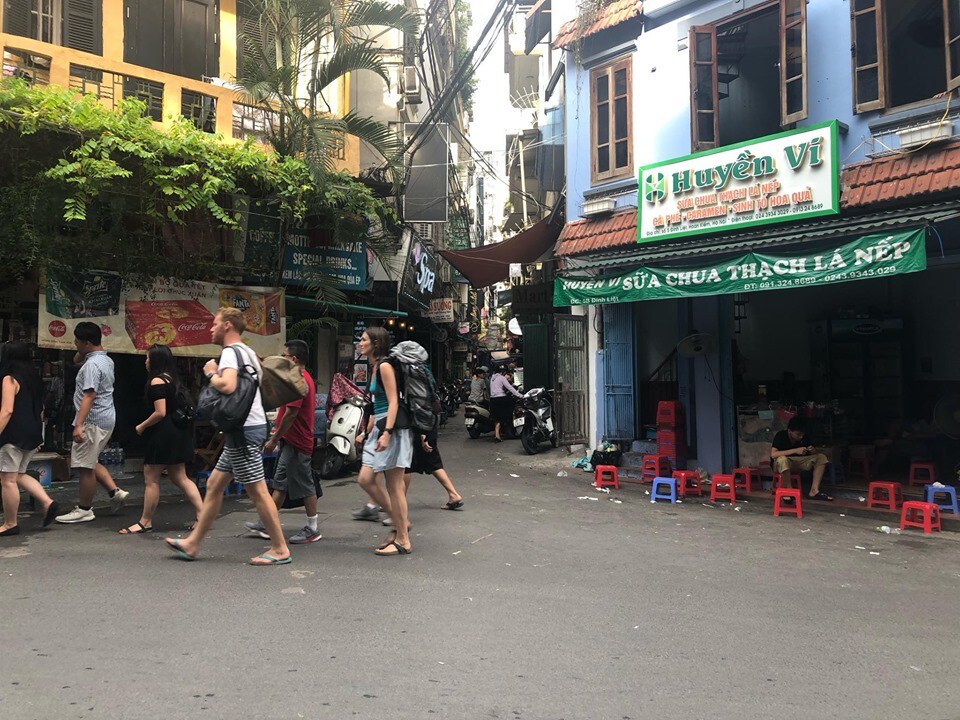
[656,401,687,471]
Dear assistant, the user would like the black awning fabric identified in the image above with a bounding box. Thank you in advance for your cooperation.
[439,213,563,288]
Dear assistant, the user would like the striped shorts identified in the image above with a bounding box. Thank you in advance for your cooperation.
[215,425,267,484]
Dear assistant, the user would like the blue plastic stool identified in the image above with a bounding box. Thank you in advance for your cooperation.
[651,476,678,504]
[924,485,959,515]
[195,471,211,493]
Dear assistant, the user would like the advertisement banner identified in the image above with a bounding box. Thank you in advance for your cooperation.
[281,230,367,290]
[426,298,454,323]
[554,229,926,307]
[400,235,440,310]
[39,271,286,357]
[638,121,840,243]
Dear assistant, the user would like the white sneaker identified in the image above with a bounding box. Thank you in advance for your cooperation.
[56,506,95,524]
[110,488,129,513]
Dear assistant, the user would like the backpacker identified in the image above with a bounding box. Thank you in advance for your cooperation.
[387,342,438,435]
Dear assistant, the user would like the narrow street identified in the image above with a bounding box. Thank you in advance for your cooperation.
[2,426,959,720]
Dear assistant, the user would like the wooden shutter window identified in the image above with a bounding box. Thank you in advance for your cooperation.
[780,0,808,124]
[3,0,33,39]
[850,0,885,112]
[590,57,633,185]
[944,0,960,91]
[174,0,218,80]
[63,0,103,55]
[689,25,719,151]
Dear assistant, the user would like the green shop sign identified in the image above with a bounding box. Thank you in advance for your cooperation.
[638,121,840,243]
[554,228,926,307]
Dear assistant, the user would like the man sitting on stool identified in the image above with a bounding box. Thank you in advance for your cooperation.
[771,416,833,501]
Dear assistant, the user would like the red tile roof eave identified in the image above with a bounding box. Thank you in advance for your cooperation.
[840,140,960,209]
[555,208,638,257]
[554,0,643,50]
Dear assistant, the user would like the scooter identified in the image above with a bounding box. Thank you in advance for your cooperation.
[464,401,494,439]
[319,394,367,479]
[516,387,559,455]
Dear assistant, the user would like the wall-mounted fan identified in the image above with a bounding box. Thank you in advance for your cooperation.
[677,333,717,358]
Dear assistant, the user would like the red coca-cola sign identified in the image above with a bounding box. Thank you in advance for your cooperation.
[125,300,215,350]
[48,320,67,338]
[100,325,113,337]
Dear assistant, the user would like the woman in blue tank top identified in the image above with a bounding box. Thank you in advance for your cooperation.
[353,327,414,555]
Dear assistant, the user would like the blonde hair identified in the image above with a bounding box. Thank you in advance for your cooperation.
[217,306,247,334]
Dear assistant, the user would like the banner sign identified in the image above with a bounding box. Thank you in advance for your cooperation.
[40,271,286,357]
[400,235,440,310]
[512,281,554,315]
[554,229,926,307]
[426,297,454,323]
[639,121,839,243]
[281,231,367,290]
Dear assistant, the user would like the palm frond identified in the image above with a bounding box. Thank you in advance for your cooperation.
[315,42,391,90]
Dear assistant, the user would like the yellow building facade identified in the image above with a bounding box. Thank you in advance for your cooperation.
[0,0,358,173]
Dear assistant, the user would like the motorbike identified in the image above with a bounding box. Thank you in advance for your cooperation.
[465,397,522,440]
[515,387,559,455]
[318,394,367,479]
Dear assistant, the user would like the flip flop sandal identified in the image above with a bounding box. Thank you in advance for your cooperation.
[374,541,411,556]
[810,492,834,501]
[249,553,292,566]
[119,522,153,535]
[165,538,197,561]
[442,500,464,511]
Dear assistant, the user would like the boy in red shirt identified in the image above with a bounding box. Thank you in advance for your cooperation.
[245,339,320,543]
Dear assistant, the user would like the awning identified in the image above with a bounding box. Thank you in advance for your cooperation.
[439,213,563,288]
[554,228,927,307]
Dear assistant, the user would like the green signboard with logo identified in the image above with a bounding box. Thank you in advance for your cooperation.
[638,121,840,244]
[554,228,926,307]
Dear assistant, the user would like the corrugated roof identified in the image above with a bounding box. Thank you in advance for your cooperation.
[843,141,960,209]
[559,203,960,272]
[555,207,637,256]
[554,0,642,49]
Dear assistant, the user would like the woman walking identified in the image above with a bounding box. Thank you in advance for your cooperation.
[353,327,414,556]
[120,344,202,534]
[490,367,522,443]
[0,343,59,535]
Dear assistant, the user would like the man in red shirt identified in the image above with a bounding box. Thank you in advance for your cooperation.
[245,339,319,544]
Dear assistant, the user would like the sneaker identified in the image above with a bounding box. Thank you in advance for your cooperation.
[244,520,270,539]
[56,506,95,524]
[288,526,322,544]
[110,488,129,514]
[352,505,380,522]
[381,516,393,526]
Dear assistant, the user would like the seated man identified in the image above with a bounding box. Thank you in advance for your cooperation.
[770,417,833,500]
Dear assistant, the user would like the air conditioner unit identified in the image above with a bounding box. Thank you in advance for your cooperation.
[897,121,954,150]
[582,197,617,217]
[403,66,422,104]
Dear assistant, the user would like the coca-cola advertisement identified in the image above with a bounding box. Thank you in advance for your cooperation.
[39,271,286,357]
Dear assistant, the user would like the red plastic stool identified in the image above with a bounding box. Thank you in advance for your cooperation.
[867,481,902,511]
[641,454,671,484]
[908,462,936,488]
[709,474,736,503]
[773,488,803,518]
[733,467,760,492]
[771,472,802,494]
[673,470,702,498]
[848,456,871,482]
[595,465,620,490]
[900,501,941,534]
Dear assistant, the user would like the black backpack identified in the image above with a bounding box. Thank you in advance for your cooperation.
[388,356,438,435]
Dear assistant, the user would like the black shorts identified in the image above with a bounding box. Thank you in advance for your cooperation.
[407,432,443,475]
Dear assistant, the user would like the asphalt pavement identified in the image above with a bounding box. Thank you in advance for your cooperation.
[2,424,960,720]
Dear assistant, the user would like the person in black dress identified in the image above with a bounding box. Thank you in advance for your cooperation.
[121,344,202,534]
[0,343,59,536]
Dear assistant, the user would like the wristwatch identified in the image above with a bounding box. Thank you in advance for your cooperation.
[383,427,394,434]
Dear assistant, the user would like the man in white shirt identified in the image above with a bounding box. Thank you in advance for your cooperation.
[165,307,290,565]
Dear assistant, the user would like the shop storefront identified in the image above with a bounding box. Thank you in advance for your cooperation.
[556,122,960,490]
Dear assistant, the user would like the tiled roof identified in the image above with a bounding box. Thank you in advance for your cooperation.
[555,207,637,256]
[554,0,643,49]
[843,141,960,209]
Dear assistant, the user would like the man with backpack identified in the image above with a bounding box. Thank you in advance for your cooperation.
[245,339,320,544]
[164,307,291,565]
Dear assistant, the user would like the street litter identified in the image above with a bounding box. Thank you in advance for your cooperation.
[855,546,866,550]
[509,473,520,478]
[870,551,880,556]
[876,526,901,534]
[801,528,811,533]
[577,496,599,501]
[839,514,845,517]
[734,506,741,511]
[910,666,923,672]
[611,498,622,504]
[932,481,946,488]
[859,497,866,502]
[644,490,650,495]
[452,551,461,555]
[557,471,569,477]
[596,487,610,494]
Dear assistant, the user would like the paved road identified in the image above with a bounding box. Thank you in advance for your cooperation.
[2,426,959,720]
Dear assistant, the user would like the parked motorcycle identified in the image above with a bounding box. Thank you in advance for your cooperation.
[465,398,522,439]
[515,387,558,455]
[319,395,366,479]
